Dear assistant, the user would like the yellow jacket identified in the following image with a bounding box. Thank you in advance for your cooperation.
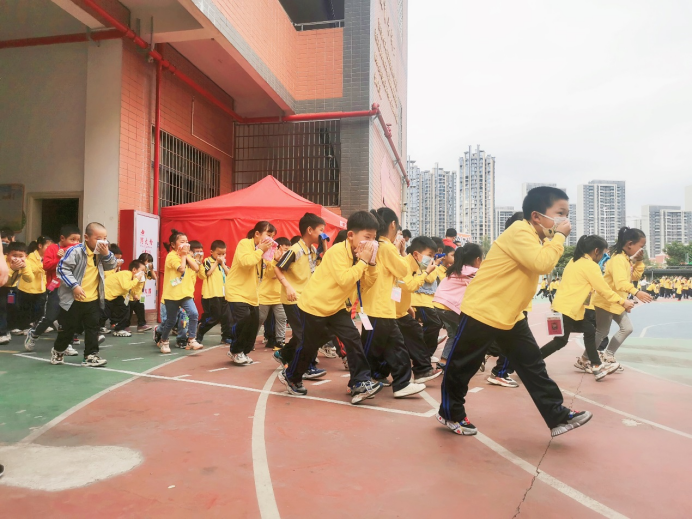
[461,220,565,330]
[592,252,643,314]
[410,265,445,308]
[18,250,45,294]
[361,238,409,319]
[395,254,432,318]
[553,255,625,321]
[299,240,374,318]
[105,270,140,301]
[225,238,263,306]
[259,260,281,306]
[4,256,34,288]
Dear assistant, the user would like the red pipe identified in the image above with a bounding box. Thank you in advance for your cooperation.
[153,53,162,215]
[0,29,123,49]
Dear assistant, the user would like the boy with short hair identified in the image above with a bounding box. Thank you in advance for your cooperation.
[52,222,116,367]
[443,228,458,249]
[104,260,147,337]
[196,240,231,343]
[1,228,15,248]
[1,242,34,345]
[436,187,592,438]
[278,211,384,403]
[411,246,447,358]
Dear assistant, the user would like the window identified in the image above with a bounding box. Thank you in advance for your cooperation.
[156,130,220,209]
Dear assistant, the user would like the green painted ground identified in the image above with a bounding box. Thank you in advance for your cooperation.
[0,329,224,443]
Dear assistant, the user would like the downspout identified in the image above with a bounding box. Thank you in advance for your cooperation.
[153,51,162,215]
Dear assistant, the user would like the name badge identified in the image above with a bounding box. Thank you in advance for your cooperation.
[546,312,564,336]
[358,312,373,331]
[7,291,16,305]
[124,295,130,305]
[391,287,402,302]
[140,295,146,304]
[171,277,182,287]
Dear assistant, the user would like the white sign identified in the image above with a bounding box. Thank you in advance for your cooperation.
[134,212,159,310]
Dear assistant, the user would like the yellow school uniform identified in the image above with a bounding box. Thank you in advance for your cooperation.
[259,260,281,306]
[540,279,547,290]
[276,239,318,306]
[676,281,683,294]
[592,252,643,314]
[4,257,34,288]
[299,240,374,318]
[663,279,672,290]
[396,255,434,318]
[81,246,100,302]
[552,256,625,321]
[225,238,263,306]
[161,251,191,301]
[461,219,565,330]
[361,238,408,319]
[410,265,446,308]
[199,256,226,299]
[18,250,46,294]
[646,283,655,292]
[105,271,140,301]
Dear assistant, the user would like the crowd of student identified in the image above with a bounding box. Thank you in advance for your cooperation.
[0,186,684,438]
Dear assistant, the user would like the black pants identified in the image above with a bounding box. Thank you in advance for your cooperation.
[197,296,231,341]
[263,311,276,346]
[129,300,146,327]
[104,296,130,331]
[415,306,443,357]
[33,289,62,336]
[286,308,371,386]
[491,355,514,377]
[227,302,259,355]
[361,317,413,391]
[280,304,304,365]
[0,287,12,335]
[540,313,600,366]
[397,314,434,376]
[439,314,570,429]
[17,291,46,330]
[54,300,102,357]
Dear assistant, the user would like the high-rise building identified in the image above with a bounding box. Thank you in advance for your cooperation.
[521,183,567,199]
[576,180,626,245]
[494,206,515,240]
[405,160,456,237]
[641,205,693,258]
[459,145,495,243]
[567,203,577,246]
[685,185,692,212]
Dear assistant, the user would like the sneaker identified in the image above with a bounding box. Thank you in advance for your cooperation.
[487,375,519,388]
[159,341,171,354]
[273,350,285,366]
[113,330,132,337]
[45,326,54,333]
[431,356,440,363]
[82,354,107,367]
[64,345,79,356]
[342,357,349,370]
[436,361,447,371]
[0,334,11,345]
[24,332,37,351]
[153,328,162,345]
[479,354,490,373]
[601,350,624,372]
[393,382,426,398]
[99,327,111,334]
[278,369,308,396]
[175,341,188,349]
[228,352,249,365]
[574,357,592,373]
[302,366,327,380]
[413,368,443,384]
[435,413,478,436]
[318,345,338,358]
[10,329,26,336]
[592,362,620,381]
[374,377,392,387]
[351,380,383,404]
[72,337,81,345]
[245,354,254,364]
[551,410,593,437]
[50,348,65,365]
[186,338,203,350]
[137,325,152,332]
[98,335,106,345]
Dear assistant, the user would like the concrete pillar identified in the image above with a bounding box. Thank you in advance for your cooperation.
[83,39,122,235]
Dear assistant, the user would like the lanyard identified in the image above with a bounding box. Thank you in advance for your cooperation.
[356,280,363,313]
[256,260,265,282]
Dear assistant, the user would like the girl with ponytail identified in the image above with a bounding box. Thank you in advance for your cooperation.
[590,227,652,367]
[539,234,636,380]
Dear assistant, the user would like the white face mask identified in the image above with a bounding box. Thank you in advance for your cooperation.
[537,213,568,238]
[419,255,432,268]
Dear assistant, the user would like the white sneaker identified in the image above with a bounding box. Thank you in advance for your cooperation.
[0,334,11,345]
[592,362,620,381]
[245,354,254,364]
[229,352,249,365]
[112,330,132,337]
[99,327,112,334]
[185,338,203,350]
[64,345,79,356]
[318,345,338,358]
[601,350,624,372]
[10,329,23,336]
[431,356,440,363]
[81,354,107,367]
[393,382,426,398]
[50,348,65,365]
[159,341,171,354]
[574,357,592,373]
[45,326,54,333]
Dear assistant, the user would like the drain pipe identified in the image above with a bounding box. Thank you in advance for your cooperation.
[153,51,162,215]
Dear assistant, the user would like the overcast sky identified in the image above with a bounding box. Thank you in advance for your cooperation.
[407,0,692,217]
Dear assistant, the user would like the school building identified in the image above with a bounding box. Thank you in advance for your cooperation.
[0,0,408,243]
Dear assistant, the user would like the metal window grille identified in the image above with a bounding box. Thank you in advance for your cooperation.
[234,121,340,207]
[155,129,220,209]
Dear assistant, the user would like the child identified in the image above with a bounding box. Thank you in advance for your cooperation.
[15,235,51,334]
[591,227,652,366]
[443,228,458,249]
[127,253,155,332]
[1,243,34,345]
[539,235,634,380]
[278,211,383,403]
[52,222,117,367]
[1,228,15,248]
[411,247,447,359]
[153,229,203,353]
[225,221,276,365]
[274,213,326,377]
[25,225,82,354]
[258,236,290,351]
[394,235,443,384]
[436,187,592,438]
[103,260,147,337]
[108,244,124,273]
[359,207,427,399]
[196,240,231,343]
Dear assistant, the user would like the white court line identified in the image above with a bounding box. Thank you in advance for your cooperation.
[311,380,331,386]
[129,342,146,345]
[173,374,191,379]
[421,392,627,519]
[340,374,350,378]
[468,387,484,393]
[122,358,144,362]
[638,320,691,338]
[252,368,281,519]
[560,388,692,439]
[209,367,229,372]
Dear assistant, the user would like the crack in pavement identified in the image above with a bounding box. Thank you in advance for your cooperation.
[512,367,587,518]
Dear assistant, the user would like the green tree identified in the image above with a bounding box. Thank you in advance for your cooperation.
[481,236,491,256]
[554,245,576,274]
[663,242,692,266]
[641,249,655,267]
